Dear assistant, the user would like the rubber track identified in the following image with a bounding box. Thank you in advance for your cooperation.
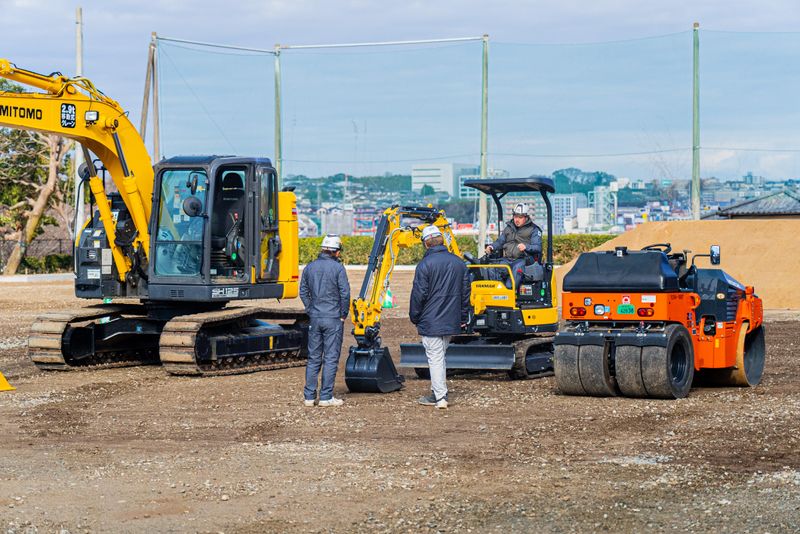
[508,335,556,379]
[28,304,154,371]
[159,306,308,376]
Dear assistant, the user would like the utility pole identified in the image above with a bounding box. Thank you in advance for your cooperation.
[478,34,489,247]
[73,7,85,239]
[691,22,701,219]
[274,44,282,183]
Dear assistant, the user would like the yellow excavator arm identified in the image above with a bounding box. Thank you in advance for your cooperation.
[0,59,154,282]
[350,205,461,343]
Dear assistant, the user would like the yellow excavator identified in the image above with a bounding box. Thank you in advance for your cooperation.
[1,59,308,375]
[344,177,559,393]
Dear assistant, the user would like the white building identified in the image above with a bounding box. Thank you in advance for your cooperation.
[458,168,510,199]
[552,193,589,234]
[411,163,479,196]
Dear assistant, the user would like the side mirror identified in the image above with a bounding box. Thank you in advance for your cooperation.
[710,245,721,265]
[186,173,200,195]
[78,163,91,181]
[182,196,203,217]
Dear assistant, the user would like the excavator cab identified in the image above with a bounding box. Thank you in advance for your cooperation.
[148,156,288,299]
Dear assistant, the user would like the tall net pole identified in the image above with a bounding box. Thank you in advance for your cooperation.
[73,7,85,239]
[274,45,283,183]
[692,22,701,219]
[478,34,489,248]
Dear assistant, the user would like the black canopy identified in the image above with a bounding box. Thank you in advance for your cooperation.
[463,176,555,195]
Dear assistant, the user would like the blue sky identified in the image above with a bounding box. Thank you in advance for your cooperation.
[3,0,800,181]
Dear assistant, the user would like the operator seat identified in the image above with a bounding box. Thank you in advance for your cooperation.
[211,173,245,250]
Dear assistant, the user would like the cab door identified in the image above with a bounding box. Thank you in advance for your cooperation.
[256,166,280,281]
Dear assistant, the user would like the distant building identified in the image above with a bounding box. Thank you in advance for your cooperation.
[702,188,800,220]
[411,163,479,196]
[552,193,588,234]
[458,168,510,199]
[319,205,355,236]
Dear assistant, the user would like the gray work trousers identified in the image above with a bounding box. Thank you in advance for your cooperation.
[304,317,345,401]
[422,335,451,401]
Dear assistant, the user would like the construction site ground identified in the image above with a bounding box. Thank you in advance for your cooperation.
[1,273,798,533]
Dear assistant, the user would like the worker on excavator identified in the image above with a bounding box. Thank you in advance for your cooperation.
[300,234,351,407]
[485,202,543,290]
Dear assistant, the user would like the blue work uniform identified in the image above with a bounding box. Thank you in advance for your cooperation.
[299,252,351,401]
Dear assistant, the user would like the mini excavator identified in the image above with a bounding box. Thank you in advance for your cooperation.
[1,59,308,375]
[344,177,560,393]
[554,243,766,399]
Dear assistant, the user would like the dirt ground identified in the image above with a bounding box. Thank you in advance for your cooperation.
[1,273,799,533]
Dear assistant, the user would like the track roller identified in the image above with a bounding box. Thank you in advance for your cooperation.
[640,324,694,399]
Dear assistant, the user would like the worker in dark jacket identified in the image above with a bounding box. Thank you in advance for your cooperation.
[299,234,351,407]
[410,225,471,409]
[485,202,543,289]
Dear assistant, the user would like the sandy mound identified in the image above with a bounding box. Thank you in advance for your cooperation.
[555,220,800,310]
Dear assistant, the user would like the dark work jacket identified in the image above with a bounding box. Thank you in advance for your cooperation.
[491,219,543,260]
[299,253,351,320]
[409,245,471,337]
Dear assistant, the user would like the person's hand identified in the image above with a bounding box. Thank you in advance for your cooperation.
[517,243,526,252]
[485,245,493,254]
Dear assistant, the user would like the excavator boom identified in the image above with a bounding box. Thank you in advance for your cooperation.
[0,59,154,282]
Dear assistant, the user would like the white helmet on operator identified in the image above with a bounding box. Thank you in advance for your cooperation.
[321,234,342,251]
[512,203,530,217]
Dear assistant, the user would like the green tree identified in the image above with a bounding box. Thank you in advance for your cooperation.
[420,184,435,197]
[0,79,74,274]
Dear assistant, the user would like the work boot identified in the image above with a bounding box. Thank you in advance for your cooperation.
[303,399,316,407]
[318,397,344,407]
[418,393,448,407]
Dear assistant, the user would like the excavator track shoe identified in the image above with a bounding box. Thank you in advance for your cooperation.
[614,345,649,397]
[345,346,404,393]
[640,324,694,399]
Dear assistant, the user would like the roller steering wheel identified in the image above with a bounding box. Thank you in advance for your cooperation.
[641,243,672,254]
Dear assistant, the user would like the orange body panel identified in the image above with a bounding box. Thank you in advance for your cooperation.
[562,288,763,372]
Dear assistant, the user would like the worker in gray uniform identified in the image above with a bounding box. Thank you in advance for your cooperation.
[300,234,351,407]
[485,203,543,290]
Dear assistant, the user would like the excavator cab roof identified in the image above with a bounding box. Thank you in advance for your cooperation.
[463,176,555,195]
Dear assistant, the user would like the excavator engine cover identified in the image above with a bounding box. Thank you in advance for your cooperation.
[345,346,404,393]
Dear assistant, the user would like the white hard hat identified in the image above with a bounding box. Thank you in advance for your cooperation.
[321,234,342,251]
[512,203,530,216]
[421,225,442,242]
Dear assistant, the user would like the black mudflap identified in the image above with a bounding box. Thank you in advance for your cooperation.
[344,347,404,393]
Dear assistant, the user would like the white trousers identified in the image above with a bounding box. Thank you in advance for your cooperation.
[422,335,451,401]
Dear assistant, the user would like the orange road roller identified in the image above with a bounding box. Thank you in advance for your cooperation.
[554,243,765,399]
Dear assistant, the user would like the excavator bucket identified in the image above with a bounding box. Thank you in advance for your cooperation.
[399,342,516,370]
[0,372,15,392]
[344,346,404,393]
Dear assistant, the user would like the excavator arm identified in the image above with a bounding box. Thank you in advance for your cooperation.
[344,205,460,394]
[350,205,461,346]
[0,59,154,282]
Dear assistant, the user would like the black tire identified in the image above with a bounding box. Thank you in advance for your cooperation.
[413,368,431,379]
[554,344,586,395]
[614,345,648,397]
[740,325,766,386]
[641,324,694,399]
[577,344,618,397]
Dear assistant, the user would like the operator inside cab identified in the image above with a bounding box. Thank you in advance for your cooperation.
[485,202,543,290]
